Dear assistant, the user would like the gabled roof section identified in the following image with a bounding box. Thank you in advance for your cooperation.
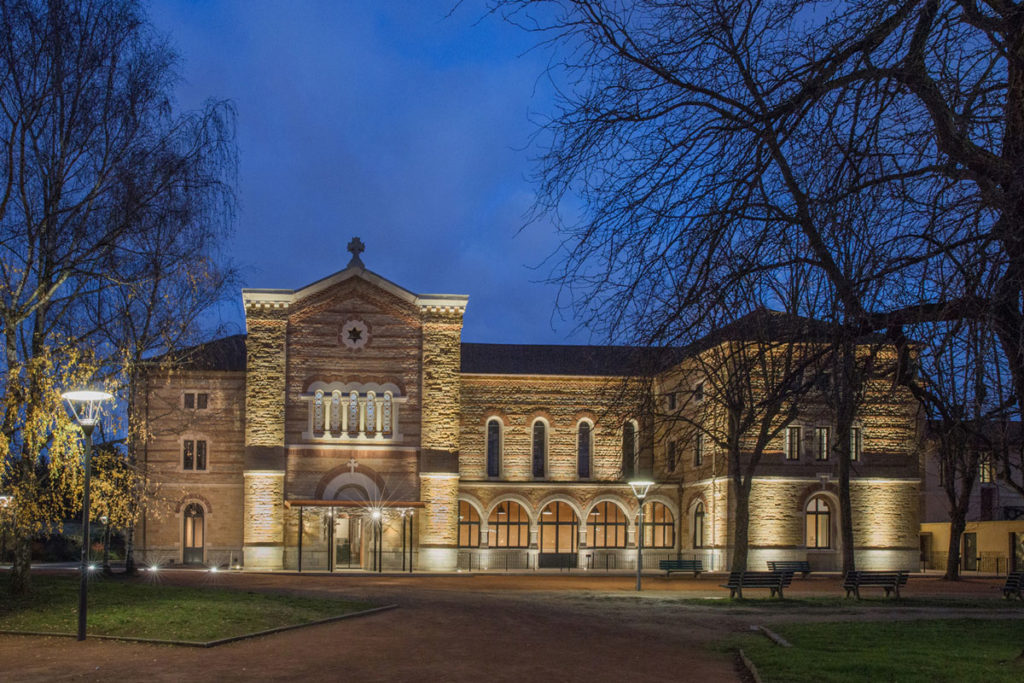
[148,334,247,372]
[461,343,674,377]
[242,238,468,315]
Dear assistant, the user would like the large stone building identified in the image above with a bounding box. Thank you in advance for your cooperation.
[135,241,924,572]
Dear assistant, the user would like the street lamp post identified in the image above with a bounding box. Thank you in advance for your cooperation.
[62,389,113,641]
[629,479,654,592]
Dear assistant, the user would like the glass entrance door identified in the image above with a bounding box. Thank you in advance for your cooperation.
[333,515,362,569]
[183,503,204,564]
[963,532,978,571]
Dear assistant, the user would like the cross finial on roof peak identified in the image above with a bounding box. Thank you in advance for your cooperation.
[347,237,365,268]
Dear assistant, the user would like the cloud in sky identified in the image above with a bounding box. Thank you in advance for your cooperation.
[149,1,590,344]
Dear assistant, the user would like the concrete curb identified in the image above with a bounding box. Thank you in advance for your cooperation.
[750,624,792,647]
[0,604,398,648]
[737,648,763,683]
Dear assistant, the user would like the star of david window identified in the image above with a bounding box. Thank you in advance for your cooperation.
[340,319,369,350]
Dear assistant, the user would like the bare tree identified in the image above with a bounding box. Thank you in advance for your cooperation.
[0,0,236,595]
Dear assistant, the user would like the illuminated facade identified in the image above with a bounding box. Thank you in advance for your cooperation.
[135,243,924,572]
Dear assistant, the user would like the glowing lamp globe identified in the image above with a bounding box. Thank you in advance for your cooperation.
[61,390,114,432]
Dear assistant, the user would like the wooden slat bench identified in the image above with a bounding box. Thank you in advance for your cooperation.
[842,570,908,599]
[720,571,792,599]
[1002,571,1024,600]
[659,559,704,577]
[766,560,812,577]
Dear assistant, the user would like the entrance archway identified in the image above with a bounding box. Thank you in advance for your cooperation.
[538,501,578,568]
[183,503,204,564]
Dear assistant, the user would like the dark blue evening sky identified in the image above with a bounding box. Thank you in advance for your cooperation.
[148,1,586,344]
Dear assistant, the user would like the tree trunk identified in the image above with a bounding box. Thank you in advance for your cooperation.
[102,525,112,574]
[124,526,137,575]
[9,534,32,596]
[730,481,752,572]
[836,346,858,574]
[944,509,966,580]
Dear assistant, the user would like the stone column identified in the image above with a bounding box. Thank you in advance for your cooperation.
[243,305,288,569]
[417,308,464,570]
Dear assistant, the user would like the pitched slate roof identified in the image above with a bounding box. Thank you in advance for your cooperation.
[152,334,247,372]
[459,343,673,376]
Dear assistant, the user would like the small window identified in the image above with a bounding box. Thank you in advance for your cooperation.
[815,427,830,461]
[694,382,704,402]
[694,433,704,466]
[693,501,705,549]
[666,440,677,472]
[184,392,208,410]
[486,419,502,478]
[577,421,592,479]
[532,420,547,479]
[816,372,831,392]
[666,393,677,411]
[622,421,637,479]
[979,456,994,484]
[850,427,862,461]
[785,426,801,460]
[183,439,207,471]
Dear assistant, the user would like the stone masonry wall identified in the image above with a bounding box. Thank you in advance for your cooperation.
[421,311,463,455]
[245,308,288,447]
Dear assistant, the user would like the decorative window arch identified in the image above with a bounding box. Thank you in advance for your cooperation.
[382,393,393,436]
[365,391,376,435]
[488,501,529,548]
[330,390,342,433]
[486,418,502,478]
[588,501,627,548]
[458,501,481,548]
[693,501,706,549]
[532,418,548,479]
[642,501,675,548]
[182,503,205,564]
[577,419,593,479]
[806,496,832,549]
[305,382,403,441]
[622,420,638,479]
[348,390,359,435]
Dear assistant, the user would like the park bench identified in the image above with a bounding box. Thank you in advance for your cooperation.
[1002,571,1024,600]
[842,570,908,599]
[766,560,812,577]
[720,571,792,599]
[659,559,704,577]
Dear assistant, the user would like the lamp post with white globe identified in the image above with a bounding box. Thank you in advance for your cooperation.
[61,389,113,641]
[629,480,654,592]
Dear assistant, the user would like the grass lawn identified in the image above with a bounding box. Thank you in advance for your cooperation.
[0,573,375,642]
[734,619,1024,683]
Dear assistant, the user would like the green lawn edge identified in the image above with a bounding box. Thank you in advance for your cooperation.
[0,573,379,642]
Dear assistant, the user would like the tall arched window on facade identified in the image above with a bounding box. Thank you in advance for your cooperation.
[458,501,480,547]
[486,418,502,478]
[532,419,547,479]
[642,501,675,548]
[693,501,705,549]
[622,421,637,479]
[806,497,832,549]
[489,501,530,547]
[588,501,627,548]
[577,421,592,479]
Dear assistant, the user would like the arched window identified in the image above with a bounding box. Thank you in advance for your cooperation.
[486,418,502,478]
[539,502,578,553]
[365,391,377,435]
[489,501,530,548]
[577,421,592,479]
[458,501,480,548]
[183,503,204,564]
[313,390,325,434]
[642,501,675,548]
[622,421,637,479]
[532,419,547,479]
[330,391,342,433]
[806,497,832,549]
[348,390,359,435]
[693,501,705,549]
[588,501,627,548]
[382,393,393,436]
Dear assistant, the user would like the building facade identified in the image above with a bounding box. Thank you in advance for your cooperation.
[135,243,924,572]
